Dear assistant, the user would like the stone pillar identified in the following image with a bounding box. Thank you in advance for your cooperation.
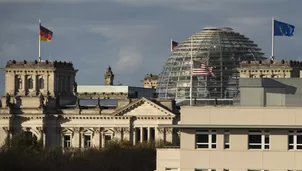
[33,74,37,94]
[140,127,143,143]
[101,133,105,148]
[114,127,122,141]
[73,128,81,148]
[165,128,173,143]
[147,127,150,141]
[81,132,84,148]
[133,128,136,145]
[36,127,46,147]
[123,127,130,141]
[157,127,165,143]
[21,75,26,95]
[93,127,101,148]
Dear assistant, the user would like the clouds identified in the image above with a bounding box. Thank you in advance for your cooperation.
[0,0,301,95]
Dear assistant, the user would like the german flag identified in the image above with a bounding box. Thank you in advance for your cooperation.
[40,24,53,42]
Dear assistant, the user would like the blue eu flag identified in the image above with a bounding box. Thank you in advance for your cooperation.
[274,20,295,37]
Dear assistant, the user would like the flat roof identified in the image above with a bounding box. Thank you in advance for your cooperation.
[78,85,129,93]
[180,106,302,109]
[77,85,154,93]
[158,124,302,129]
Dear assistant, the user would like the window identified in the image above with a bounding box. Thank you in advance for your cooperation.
[27,77,33,89]
[63,135,71,148]
[39,78,44,89]
[288,130,302,150]
[248,170,269,171]
[196,130,216,149]
[84,135,91,148]
[195,169,216,171]
[224,130,230,149]
[17,78,22,89]
[248,130,270,149]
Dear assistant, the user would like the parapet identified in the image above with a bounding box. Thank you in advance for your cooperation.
[4,60,75,70]
[240,59,302,68]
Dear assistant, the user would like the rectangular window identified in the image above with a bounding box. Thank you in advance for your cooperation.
[196,130,216,149]
[288,130,302,150]
[224,130,230,149]
[63,135,71,148]
[195,169,216,171]
[248,130,270,149]
[248,170,269,171]
[84,135,91,148]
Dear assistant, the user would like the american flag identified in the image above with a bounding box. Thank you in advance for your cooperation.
[192,63,215,77]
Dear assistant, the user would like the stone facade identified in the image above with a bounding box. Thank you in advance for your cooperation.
[0,60,179,148]
[238,59,302,78]
[141,74,159,89]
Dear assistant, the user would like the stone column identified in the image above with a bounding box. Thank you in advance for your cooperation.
[21,75,26,95]
[33,74,37,94]
[147,127,150,141]
[157,127,165,143]
[73,127,81,148]
[81,132,84,148]
[114,127,122,141]
[140,127,143,143]
[36,127,46,147]
[165,128,173,143]
[93,127,101,148]
[101,133,105,148]
[133,128,136,145]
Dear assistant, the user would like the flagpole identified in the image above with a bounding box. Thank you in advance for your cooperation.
[189,36,193,106]
[271,17,274,58]
[38,19,41,62]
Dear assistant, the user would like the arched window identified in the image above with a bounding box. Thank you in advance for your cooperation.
[39,78,44,89]
[27,78,33,89]
[17,78,22,89]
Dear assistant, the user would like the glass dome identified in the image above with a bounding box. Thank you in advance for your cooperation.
[156,27,266,104]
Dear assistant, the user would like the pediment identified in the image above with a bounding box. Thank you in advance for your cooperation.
[112,98,175,117]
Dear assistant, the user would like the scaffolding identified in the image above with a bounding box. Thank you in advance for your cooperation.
[156,27,266,104]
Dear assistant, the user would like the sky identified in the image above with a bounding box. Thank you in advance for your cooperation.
[0,0,301,96]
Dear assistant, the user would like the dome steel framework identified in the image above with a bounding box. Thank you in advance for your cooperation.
[156,27,266,104]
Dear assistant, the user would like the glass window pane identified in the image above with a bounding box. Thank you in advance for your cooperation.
[196,134,208,143]
[249,135,261,143]
[212,134,216,143]
[224,134,229,143]
[249,145,261,149]
[197,144,208,148]
[297,135,302,144]
[289,135,294,144]
[265,135,270,144]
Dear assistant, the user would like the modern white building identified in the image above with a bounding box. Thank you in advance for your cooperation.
[156,77,302,171]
